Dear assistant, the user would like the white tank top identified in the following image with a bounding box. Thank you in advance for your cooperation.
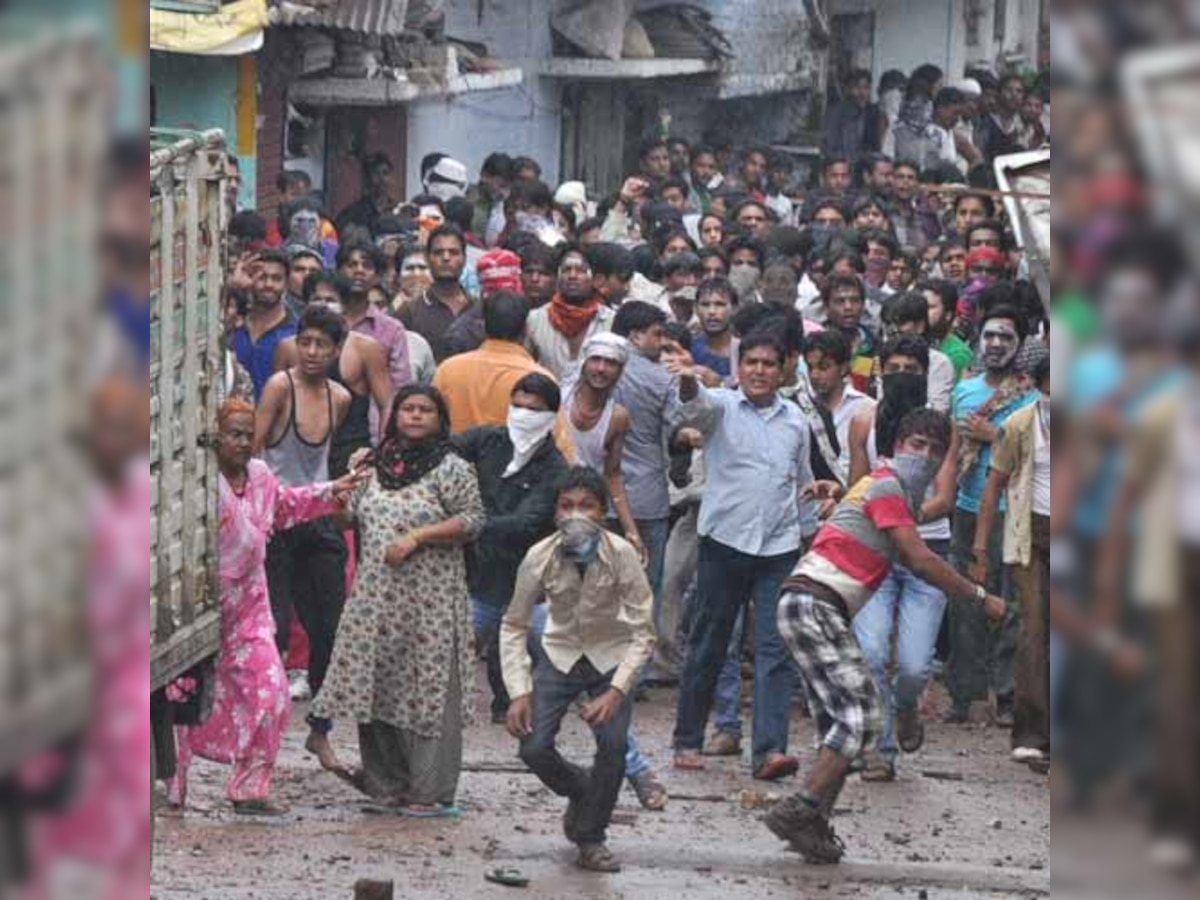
[867,423,952,542]
[565,386,616,475]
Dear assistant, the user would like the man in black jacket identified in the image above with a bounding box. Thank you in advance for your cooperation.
[453,373,569,722]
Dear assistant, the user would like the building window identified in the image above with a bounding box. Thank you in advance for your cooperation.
[994,0,1008,44]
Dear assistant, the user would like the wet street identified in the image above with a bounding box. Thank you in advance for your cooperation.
[152,671,1049,899]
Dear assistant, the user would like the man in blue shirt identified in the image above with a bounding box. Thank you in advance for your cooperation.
[947,304,1039,724]
[232,249,296,400]
[668,332,831,781]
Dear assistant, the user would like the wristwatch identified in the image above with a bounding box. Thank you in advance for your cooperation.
[973,584,987,603]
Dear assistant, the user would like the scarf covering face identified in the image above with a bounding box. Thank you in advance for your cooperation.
[374,388,454,490]
[548,292,602,339]
[876,371,929,459]
[503,407,557,479]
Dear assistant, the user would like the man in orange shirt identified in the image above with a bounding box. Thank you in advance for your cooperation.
[433,290,574,458]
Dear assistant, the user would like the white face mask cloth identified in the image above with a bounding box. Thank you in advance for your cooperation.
[504,407,558,478]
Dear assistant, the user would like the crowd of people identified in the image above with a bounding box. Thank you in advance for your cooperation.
[163,61,1056,872]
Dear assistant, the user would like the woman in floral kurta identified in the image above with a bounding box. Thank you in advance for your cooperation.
[314,385,484,816]
[167,400,362,816]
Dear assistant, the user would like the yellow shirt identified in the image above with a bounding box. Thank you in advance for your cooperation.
[501,531,656,699]
[432,339,574,459]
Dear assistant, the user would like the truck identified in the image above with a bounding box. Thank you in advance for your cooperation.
[149,128,228,782]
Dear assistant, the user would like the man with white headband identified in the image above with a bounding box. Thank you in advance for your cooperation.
[562,333,641,557]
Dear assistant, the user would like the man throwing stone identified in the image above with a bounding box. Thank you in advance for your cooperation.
[765,408,1005,864]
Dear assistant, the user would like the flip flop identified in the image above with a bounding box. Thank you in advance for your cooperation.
[401,804,461,819]
[484,867,530,888]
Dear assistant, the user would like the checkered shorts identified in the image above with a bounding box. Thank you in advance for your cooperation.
[778,590,882,759]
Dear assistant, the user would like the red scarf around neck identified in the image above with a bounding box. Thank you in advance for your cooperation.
[547,292,601,339]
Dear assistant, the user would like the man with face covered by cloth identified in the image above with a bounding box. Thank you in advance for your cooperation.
[501,467,656,873]
[945,305,1040,725]
[843,337,962,781]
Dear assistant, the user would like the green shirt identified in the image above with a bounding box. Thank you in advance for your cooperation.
[1052,291,1099,342]
[940,333,974,381]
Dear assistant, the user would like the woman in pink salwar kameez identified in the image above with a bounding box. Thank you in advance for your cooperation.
[167,399,364,816]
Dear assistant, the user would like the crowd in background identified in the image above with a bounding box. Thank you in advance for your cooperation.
[160,59,1064,872]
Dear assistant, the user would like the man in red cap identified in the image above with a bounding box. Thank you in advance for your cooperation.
[955,247,1007,324]
[441,249,527,357]
[478,249,525,298]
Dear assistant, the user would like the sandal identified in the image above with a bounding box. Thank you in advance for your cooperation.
[484,867,530,888]
[628,771,668,811]
[860,759,896,783]
[232,799,289,817]
[577,842,621,873]
[401,804,461,819]
[753,754,800,782]
[672,750,706,771]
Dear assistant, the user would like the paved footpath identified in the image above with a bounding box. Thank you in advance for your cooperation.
[152,673,1049,899]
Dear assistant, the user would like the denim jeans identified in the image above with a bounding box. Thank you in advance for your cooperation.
[472,599,509,719]
[852,541,950,761]
[527,603,650,779]
[519,644,633,846]
[713,611,745,739]
[673,537,799,768]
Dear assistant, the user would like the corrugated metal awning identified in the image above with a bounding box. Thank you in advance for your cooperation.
[271,0,416,36]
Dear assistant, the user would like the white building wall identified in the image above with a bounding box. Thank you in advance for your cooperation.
[830,0,1044,90]
[404,0,563,194]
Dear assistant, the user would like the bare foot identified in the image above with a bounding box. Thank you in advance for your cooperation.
[305,730,347,774]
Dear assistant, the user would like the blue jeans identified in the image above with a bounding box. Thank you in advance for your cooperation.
[519,643,633,846]
[473,599,509,719]
[852,542,950,761]
[713,611,745,738]
[673,537,799,768]
[527,604,650,779]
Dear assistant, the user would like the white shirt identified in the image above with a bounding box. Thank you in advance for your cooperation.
[1032,404,1051,516]
[832,385,875,475]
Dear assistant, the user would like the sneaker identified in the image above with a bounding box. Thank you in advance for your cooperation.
[1011,747,1045,763]
[702,731,742,757]
[288,671,311,702]
[578,842,621,873]
[896,709,925,753]
[764,796,845,864]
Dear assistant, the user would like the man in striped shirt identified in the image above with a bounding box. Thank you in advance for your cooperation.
[764,408,1005,865]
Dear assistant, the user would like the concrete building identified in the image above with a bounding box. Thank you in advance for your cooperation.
[271,0,831,208]
[826,0,1048,90]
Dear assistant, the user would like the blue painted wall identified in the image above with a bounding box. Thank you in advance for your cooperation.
[151,50,257,209]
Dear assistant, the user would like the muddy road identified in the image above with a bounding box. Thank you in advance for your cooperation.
[152,675,1049,899]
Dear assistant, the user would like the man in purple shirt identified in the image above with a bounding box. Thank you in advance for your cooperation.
[336,240,412,397]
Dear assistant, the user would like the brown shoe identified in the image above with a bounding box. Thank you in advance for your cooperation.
[702,731,742,757]
[578,842,621,873]
[753,753,800,782]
